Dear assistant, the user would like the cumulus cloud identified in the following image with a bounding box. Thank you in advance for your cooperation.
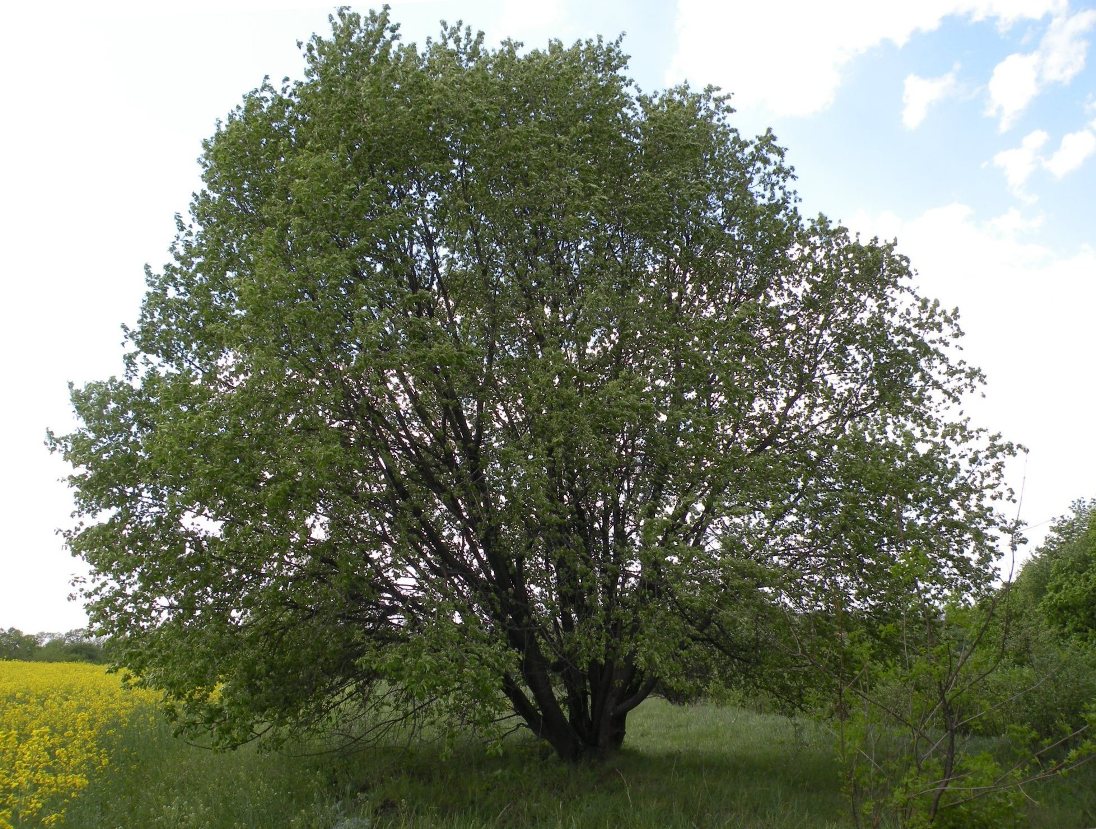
[1039,7,1096,81]
[667,0,1058,117]
[987,206,1045,235]
[992,130,1050,197]
[986,53,1042,130]
[991,123,1096,195]
[902,69,959,128]
[1043,128,1096,176]
[986,7,1096,130]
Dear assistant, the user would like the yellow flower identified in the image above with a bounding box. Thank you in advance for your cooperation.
[0,661,157,828]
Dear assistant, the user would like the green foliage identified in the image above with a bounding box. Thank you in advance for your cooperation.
[965,499,1096,752]
[831,555,1096,828]
[1023,500,1096,639]
[0,628,106,663]
[973,587,1096,743]
[52,8,1017,760]
[0,627,39,660]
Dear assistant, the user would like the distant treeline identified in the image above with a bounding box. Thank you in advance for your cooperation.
[0,627,107,663]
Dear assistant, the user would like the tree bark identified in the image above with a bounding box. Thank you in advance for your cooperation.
[505,653,657,761]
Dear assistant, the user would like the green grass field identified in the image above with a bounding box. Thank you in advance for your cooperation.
[59,698,1095,829]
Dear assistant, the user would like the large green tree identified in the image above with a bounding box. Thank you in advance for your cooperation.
[53,10,1015,760]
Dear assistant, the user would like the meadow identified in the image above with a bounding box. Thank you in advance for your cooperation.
[3,661,1093,828]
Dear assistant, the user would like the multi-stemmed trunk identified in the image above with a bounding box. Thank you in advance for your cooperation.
[500,625,657,761]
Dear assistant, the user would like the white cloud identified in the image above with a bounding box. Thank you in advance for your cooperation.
[903,69,958,128]
[667,0,1057,117]
[1039,8,1096,81]
[987,7,1096,130]
[986,52,1042,130]
[987,206,1045,235]
[846,202,1096,550]
[990,123,1096,195]
[991,129,1049,197]
[1043,127,1096,176]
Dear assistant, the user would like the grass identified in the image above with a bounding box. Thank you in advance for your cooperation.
[60,712,336,829]
[325,702,848,829]
[56,697,1096,829]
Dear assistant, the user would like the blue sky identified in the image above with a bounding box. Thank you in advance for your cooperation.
[1,0,1093,632]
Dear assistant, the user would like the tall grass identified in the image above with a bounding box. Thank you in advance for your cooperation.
[320,701,848,829]
[59,697,1094,828]
[61,711,337,829]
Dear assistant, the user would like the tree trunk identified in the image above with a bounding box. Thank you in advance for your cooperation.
[505,653,656,762]
[533,708,630,762]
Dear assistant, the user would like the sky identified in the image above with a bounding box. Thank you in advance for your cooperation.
[1,0,1093,633]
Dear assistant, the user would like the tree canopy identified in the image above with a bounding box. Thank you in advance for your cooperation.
[0,628,40,661]
[1014,499,1096,639]
[0,628,106,663]
[53,10,1016,760]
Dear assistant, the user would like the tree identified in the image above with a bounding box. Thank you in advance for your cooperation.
[1016,499,1096,639]
[52,9,1016,761]
[829,566,1095,828]
[0,628,39,660]
[34,630,107,664]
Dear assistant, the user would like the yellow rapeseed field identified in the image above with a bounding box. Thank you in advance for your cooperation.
[0,661,157,829]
